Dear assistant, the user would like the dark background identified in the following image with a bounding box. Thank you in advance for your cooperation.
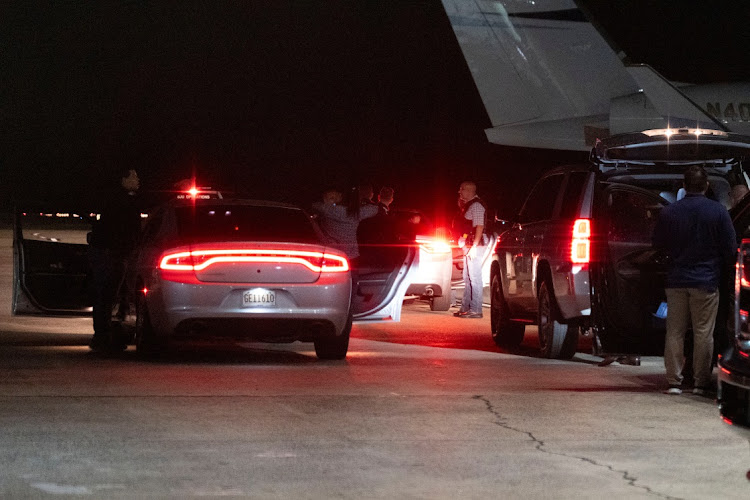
[3,1,749,223]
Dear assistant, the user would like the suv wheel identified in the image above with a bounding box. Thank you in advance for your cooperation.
[490,273,525,348]
[430,294,451,311]
[538,280,578,359]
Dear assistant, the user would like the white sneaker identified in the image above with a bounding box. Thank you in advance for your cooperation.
[665,386,682,395]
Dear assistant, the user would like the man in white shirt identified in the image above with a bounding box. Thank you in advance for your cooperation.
[454,181,487,319]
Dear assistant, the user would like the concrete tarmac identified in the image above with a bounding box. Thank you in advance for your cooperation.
[1,230,748,498]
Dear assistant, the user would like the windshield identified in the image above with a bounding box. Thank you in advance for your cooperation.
[175,205,320,244]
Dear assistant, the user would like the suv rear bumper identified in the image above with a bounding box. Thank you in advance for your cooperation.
[552,267,591,320]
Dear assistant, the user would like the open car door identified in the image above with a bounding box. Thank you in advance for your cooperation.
[13,208,93,315]
[352,217,419,322]
[590,185,669,355]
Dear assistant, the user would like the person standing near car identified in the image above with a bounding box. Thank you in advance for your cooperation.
[359,183,376,207]
[454,181,488,319]
[377,186,394,215]
[88,168,142,352]
[652,165,736,395]
[312,186,378,264]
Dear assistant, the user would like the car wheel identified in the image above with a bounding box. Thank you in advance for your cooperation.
[490,273,525,348]
[538,280,578,359]
[135,293,160,358]
[314,311,351,360]
[430,294,451,311]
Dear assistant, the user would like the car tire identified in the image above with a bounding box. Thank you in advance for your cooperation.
[430,294,451,311]
[490,273,525,348]
[135,293,160,358]
[314,311,351,360]
[538,280,578,359]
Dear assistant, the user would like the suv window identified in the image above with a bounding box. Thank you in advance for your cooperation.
[559,172,588,219]
[518,174,563,223]
[606,190,664,243]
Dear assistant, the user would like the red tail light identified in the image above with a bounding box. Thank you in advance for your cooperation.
[416,236,452,254]
[158,248,349,282]
[571,219,591,264]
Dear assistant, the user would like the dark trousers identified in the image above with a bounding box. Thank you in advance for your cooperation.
[89,247,126,338]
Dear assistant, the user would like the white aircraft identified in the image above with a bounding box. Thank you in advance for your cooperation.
[440,0,750,151]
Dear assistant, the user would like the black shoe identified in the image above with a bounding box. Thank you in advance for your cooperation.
[89,336,108,352]
[453,310,469,317]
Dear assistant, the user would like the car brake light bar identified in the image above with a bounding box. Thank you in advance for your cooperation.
[571,219,591,264]
[159,249,349,273]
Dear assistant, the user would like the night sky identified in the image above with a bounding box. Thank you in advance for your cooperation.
[3,1,748,221]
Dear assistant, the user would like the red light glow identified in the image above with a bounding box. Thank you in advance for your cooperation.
[415,236,452,254]
[571,219,591,264]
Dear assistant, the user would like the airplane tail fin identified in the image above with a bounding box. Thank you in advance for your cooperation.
[624,65,728,132]
[441,0,638,150]
[441,0,737,151]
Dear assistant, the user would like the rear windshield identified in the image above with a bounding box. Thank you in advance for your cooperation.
[175,205,320,244]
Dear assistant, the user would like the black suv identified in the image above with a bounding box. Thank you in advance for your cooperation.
[490,128,750,359]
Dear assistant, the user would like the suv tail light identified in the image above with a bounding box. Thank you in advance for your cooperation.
[158,247,349,283]
[570,219,591,264]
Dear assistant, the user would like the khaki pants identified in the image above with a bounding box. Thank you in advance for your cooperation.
[664,288,718,388]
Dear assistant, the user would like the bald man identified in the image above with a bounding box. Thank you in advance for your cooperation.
[454,181,488,318]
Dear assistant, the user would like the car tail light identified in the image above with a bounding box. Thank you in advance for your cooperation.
[570,218,591,264]
[416,236,452,254]
[158,248,349,282]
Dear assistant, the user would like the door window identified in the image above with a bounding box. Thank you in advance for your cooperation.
[606,190,664,243]
[559,172,588,219]
[518,175,563,223]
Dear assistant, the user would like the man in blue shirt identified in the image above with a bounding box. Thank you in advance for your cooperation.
[652,165,737,395]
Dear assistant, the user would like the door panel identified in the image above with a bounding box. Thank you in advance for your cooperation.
[13,210,93,315]
[353,245,418,322]
[592,187,668,354]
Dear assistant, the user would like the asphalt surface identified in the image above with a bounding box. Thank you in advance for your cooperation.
[1,230,749,499]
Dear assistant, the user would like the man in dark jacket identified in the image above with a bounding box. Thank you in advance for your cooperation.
[88,168,141,352]
[652,165,736,395]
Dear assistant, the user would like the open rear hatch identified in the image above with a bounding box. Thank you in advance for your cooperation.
[590,128,750,355]
[592,128,750,165]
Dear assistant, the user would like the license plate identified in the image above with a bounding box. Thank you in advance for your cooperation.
[242,289,276,307]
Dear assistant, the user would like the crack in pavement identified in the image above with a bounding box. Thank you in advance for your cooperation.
[472,395,682,500]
